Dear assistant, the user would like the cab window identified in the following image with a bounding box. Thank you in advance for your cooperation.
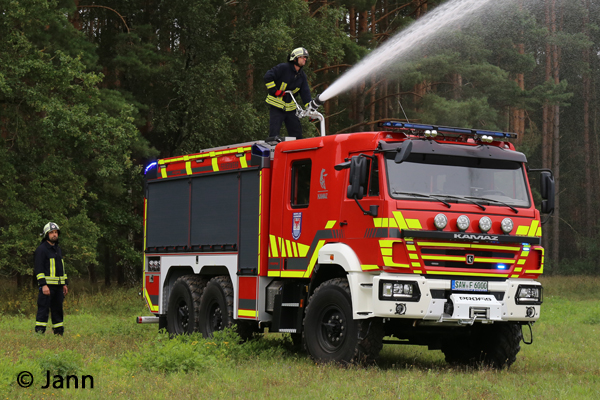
[291,159,311,208]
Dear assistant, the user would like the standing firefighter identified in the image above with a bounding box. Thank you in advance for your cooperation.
[34,222,68,335]
[264,47,312,140]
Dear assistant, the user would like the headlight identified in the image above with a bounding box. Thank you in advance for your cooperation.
[382,283,393,297]
[379,281,420,301]
[456,215,470,231]
[501,218,513,234]
[479,216,492,233]
[392,283,412,297]
[434,214,448,230]
[516,285,543,305]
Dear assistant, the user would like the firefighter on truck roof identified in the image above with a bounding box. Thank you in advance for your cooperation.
[264,47,312,140]
[34,222,68,335]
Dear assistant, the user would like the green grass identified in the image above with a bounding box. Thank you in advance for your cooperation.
[1,276,599,399]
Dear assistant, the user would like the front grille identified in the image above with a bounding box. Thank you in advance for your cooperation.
[420,247,515,270]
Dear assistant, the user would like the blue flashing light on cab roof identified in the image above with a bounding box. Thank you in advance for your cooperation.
[144,161,158,175]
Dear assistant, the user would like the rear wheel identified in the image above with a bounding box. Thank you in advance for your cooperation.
[166,275,207,335]
[199,276,234,338]
[303,277,383,364]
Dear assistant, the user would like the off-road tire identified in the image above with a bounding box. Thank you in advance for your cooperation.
[166,275,207,335]
[302,277,384,365]
[479,323,522,369]
[442,323,522,369]
[199,276,234,338]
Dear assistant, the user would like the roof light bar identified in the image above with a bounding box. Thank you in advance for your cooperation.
[378,121,517,140]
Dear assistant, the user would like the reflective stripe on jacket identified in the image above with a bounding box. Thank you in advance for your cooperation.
[34,241,68,286]
[264,62,311,111]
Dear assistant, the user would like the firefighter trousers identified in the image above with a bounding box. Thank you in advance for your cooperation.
[269,106,302,139]
[35,285,64,334]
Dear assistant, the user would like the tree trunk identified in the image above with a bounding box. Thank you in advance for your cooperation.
[349,7,356,41]
[246,64,254,101]
[104,246,111,287]
[88,264,97,285]
[550,0,560,271]
[370,76,377,130]
[542,0,552,171]
[349,7,356,122]
[452,73,462,100]
[582,0,592,238]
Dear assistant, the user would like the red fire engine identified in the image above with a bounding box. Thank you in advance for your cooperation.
[138,121,554,368]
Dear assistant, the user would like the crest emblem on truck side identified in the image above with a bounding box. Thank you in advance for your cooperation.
[466,254,475,265]
[292,212,302,240]
[320,169,327,190]
[318,169,329,199]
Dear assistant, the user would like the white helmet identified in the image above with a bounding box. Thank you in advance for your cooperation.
[43,222,60,239]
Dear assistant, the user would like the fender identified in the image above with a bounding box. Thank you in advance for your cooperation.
[316,243,377,319]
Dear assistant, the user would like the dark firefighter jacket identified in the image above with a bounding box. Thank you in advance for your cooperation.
[34,240,68,286]
[264,62,311,112]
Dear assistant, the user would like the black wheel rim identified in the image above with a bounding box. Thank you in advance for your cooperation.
[317,305,347,353]
[207,299,223,334]
[176,298,190,332]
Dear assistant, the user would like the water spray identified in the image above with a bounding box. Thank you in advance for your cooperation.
[317,0,512,103]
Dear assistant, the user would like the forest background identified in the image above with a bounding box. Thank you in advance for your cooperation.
[1,0,599,286]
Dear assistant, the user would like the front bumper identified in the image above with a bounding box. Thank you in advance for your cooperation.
[367,274,541,324]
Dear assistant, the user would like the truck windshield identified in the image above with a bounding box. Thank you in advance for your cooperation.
[385,153,530,208]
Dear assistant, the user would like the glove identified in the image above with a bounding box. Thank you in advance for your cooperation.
[274,90,285,97]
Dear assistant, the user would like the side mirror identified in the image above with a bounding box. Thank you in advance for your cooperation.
[347,156,368,200]
[540,171,555,214]
[395,140,413,163]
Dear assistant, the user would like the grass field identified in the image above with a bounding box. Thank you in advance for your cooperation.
[0,276,599,399]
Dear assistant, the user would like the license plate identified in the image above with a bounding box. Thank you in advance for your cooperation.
[451,280,488,292]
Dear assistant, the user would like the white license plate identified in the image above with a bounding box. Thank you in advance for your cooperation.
[452,280,488,292]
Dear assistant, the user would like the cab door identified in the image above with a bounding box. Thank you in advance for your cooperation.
[268,148,335,278]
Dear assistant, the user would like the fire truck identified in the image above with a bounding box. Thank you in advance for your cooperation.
[138,120,554,368]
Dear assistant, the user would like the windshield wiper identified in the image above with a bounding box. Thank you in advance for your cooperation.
[463,196,518,214]
[392,191,451,208]
[439,195,486,211]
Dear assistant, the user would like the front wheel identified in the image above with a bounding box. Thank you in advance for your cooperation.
[479,323,522,369]
[442,323,522,369]
[303,277,383,364]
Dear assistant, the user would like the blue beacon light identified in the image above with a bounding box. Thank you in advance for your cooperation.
[144,161,158,175]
